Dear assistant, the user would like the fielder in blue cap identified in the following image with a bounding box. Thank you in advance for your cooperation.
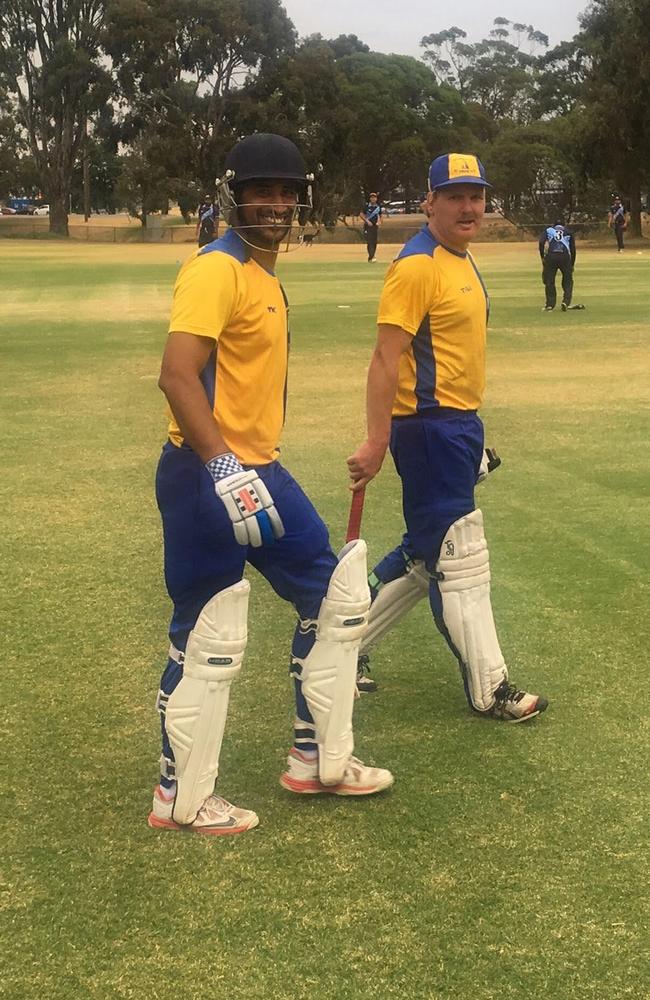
[348,152,548,723]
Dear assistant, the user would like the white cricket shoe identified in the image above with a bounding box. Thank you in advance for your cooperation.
[280,748,393,796]
[148,786,259,836]
[356,654,378,693]
[486,680,549,723]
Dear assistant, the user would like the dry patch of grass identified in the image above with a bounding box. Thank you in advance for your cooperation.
[489,342,650,407]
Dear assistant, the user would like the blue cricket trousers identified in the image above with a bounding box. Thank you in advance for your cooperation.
[155,442,338,780]
[372,408,484,624]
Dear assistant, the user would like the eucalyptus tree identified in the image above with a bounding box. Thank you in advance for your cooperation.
[242,36,468,223]
[105,0,296,214]
[574,0,650,235]
[420,19,548,123]
[0,1,112,234]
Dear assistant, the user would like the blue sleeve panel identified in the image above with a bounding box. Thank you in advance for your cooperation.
[397,225,439,260]
[198,226,249,262]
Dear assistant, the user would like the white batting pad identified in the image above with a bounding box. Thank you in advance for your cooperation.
[165,580,249,824]
[436,509,507,712]
[297,539,370,784]
[361,560,430,652]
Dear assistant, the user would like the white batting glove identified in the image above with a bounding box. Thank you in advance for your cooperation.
[477,447,502,485]
[206,453,285,547]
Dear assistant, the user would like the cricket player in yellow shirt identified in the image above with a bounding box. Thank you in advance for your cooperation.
[348,153,548,722]
[149,134,392,837]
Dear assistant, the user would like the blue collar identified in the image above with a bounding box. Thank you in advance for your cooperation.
[421,224,468,258]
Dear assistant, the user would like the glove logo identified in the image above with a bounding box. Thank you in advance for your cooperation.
[445,541,455,556]
[236,488,260,514]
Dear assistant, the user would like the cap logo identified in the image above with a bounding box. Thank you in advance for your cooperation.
[448,154,480,180]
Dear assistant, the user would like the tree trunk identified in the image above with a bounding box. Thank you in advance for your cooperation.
[628,178,642,237]
[83,132,91,222]
[49,196,69,237]
[47,161,71,236]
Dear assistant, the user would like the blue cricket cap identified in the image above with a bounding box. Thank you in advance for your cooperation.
[428,153,491,191]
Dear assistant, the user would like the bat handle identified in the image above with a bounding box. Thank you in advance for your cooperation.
[346,486,366,542]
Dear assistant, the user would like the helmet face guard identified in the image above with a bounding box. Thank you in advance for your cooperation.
[215,171,316,252]
[215,133,318,252]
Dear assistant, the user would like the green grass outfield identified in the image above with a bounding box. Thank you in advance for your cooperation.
[1,240,649,1000]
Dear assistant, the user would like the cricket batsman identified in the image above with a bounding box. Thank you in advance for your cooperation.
[348,153,548,723]
[148,133,393,837]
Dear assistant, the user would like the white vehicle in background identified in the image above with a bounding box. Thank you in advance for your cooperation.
[33,204,50,216]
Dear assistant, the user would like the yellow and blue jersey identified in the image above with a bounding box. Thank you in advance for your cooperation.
[377,225,489,414]
[167,227,289,465]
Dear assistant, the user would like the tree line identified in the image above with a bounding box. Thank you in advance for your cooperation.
[1,0,649,236]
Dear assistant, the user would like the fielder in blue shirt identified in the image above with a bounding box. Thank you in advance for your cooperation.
[361,192,383,261]
[539,222,577,312]
[196,196,219,247]
[608,196,626,251]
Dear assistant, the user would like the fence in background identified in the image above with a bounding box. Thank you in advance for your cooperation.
[0,221,375,244]
[0,221,199,243]
[0,218,624,244]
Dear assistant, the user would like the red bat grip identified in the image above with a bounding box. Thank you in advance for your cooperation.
[346,487,366,542]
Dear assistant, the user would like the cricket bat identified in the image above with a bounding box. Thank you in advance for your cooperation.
[346,487,366,542]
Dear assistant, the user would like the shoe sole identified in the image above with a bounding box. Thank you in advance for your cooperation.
[501,708,543,723]
[147,812,259,835]
[279,773,393,796]
[488,698,549,723]
[356,684,378,694]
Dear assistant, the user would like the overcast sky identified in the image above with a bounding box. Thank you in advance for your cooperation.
[279,0,587,56]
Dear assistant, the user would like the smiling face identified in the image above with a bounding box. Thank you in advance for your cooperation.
[426,184,486,252]
[235,179,300,248]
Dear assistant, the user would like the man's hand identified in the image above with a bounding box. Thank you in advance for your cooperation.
[207,453,284,546]
[347,440,386,491]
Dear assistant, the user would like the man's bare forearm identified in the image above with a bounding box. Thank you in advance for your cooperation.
[347,327,409,488]
[366,347,399,450]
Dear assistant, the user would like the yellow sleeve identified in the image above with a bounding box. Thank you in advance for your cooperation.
[168,251,241,341]
[377,255,437,335]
